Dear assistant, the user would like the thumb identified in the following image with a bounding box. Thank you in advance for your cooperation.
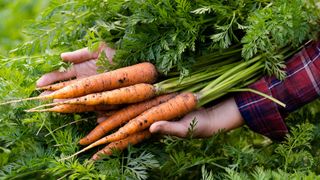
[36,67,76,87]
[149,121,188,138]
[61,47,97,64]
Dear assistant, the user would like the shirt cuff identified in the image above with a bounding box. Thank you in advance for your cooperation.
[269,41,320,114]
[234,77,288,141]
[234,41,320,141]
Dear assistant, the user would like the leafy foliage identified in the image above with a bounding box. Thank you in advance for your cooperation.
[241,0,320,79]
[0,0,48,54]
[8,0,320,77]
[1,0,320,179]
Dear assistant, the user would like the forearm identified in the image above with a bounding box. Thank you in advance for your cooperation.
[234,40,320,141]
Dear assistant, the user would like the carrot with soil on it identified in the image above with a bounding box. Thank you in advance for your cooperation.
[62,92,198,159]
[31,83,157,109]
[26,57,245,110]
[25,104,120,113]
[79,93,178,146]
[0,62,158,105]
[28,62,232,109]
[91,130,151,161]
[36,79,79,91]
[63,59,274,159]
[55,50,286,160]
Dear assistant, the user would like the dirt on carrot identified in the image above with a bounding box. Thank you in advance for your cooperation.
[45,62,158,99]
[26,104,120,113]
[64,93,198,159]
[36,79,79,91]
[35,83,157,109]
[103,92,197,142]
[1,62,158,105]
[91,130,151,161]
[79,93,178,145]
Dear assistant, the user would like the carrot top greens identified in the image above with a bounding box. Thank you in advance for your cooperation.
[9,0,320,79]
[1,0,320,179]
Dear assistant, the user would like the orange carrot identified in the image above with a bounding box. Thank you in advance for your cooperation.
[35,83,157,109]
[64,92,197,159]
[1,62,158,105]
[91,130,151,161]
[36,79,79,91]
[79,93,178,145]
[26,104,120,113]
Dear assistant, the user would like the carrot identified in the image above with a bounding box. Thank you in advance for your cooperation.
[91,130,151,161]
[34,83,157,109]
[1,62,158,105]
[63,92,197,159]
[79,93,178,145]
[36,79,79,91]
[25,104,120,113]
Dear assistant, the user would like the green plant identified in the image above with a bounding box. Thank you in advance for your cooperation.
[1,0,320,179]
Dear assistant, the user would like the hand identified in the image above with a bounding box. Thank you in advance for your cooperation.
[36,43,115,88]
[149,97,244,138]
[36,43,116,123]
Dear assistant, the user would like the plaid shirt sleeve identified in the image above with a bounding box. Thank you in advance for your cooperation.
[234,40,320,141]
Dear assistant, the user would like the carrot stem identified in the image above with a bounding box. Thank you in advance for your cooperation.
[198,61,263,107]
[228,88,286,107]
[25,109,51,113]
[0,95,52,105]
[200,55,261,92]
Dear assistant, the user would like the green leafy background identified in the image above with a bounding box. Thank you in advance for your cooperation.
[1,0,320,179]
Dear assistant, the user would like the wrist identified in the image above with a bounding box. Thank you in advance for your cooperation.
[206,97,244,134]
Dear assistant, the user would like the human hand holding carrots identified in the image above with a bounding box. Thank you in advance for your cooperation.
[150,97,244,138]
[36,42,116,94]
[36,43,116,122]
[30,44,247,160]
[36,43,244,138]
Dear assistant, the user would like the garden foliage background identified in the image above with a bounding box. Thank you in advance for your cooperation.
[1,0,320,179]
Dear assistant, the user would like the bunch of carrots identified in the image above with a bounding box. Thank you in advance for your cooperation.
[1,47,288,161]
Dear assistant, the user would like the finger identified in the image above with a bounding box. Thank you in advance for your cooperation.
[61,43,116,64]
[53,98,68,103]
[36,67,76,87]
[61,47,99,64]
[39,92,67,102]
[96,42,116,63]
[39,91,54,97]
[97,116,108,124]
[96,111,109,123]
[38,91,55,103]
[103,45,116,63]
[149,121,189,138]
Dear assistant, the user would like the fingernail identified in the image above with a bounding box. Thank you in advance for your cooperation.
[60,52,68,60]
[149,125,159,133]
[36,78,44,87]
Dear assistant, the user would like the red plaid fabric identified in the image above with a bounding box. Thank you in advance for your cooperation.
[235,41,320,141]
